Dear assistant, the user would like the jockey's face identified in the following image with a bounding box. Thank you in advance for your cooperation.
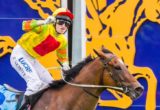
[55,19,71,34]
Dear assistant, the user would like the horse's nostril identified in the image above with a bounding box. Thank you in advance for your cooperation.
[135,86,144,96]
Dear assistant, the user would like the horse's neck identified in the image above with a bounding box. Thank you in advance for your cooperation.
[63,59,103,110]
[59,61,103,110]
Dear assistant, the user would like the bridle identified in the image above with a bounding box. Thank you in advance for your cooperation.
[60,56,129,99]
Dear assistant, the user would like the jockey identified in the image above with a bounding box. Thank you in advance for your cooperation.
[10,8,74,97]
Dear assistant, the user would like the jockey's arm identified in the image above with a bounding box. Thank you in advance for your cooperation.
[22,16,55,32]
[56,36,70,71]
[22,19,45,33]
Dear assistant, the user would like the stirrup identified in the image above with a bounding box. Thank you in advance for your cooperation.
[18,96,30,110]
[19,89,47,110]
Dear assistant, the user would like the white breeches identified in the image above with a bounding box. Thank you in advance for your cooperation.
[10,44,54,96]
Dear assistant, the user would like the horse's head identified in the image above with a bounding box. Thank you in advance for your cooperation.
[93,46,144,100]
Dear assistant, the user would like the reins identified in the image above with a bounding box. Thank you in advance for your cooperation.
[60,71,123,91]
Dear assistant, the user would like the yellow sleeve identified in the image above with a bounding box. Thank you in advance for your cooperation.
[56,35,68,63]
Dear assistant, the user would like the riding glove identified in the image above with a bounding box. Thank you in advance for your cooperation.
[43,16,56,24]
[62,62,70,71]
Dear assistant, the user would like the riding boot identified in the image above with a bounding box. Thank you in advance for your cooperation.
[25,80,49,96]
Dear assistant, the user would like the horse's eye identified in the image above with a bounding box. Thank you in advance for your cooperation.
[126,65,129,68]
[114,66,122,70]
[104,63,109,67]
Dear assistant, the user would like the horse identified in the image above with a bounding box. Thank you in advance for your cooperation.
[5,46,143,110]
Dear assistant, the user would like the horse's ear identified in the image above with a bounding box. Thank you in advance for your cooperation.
[93,49,99,56]
[88,54,95,59]
[93,49,105,58]
[101,45,106,52]
[101,45,105,49]
[101,45,112,54]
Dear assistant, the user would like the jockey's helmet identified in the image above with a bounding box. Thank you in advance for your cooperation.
[53,8,74,22]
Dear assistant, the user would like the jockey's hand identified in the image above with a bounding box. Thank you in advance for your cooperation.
[43,16,56,24]
[62,62,70,71]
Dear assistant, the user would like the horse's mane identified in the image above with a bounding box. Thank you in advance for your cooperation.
[50,55,94,89]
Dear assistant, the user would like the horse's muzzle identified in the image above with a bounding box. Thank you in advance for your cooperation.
[126,85,144,100]
[134,86,144,99]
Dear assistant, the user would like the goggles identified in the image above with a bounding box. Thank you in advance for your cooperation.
[56,19,71,28]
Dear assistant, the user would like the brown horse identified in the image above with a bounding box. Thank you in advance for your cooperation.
[28,46,143,110]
